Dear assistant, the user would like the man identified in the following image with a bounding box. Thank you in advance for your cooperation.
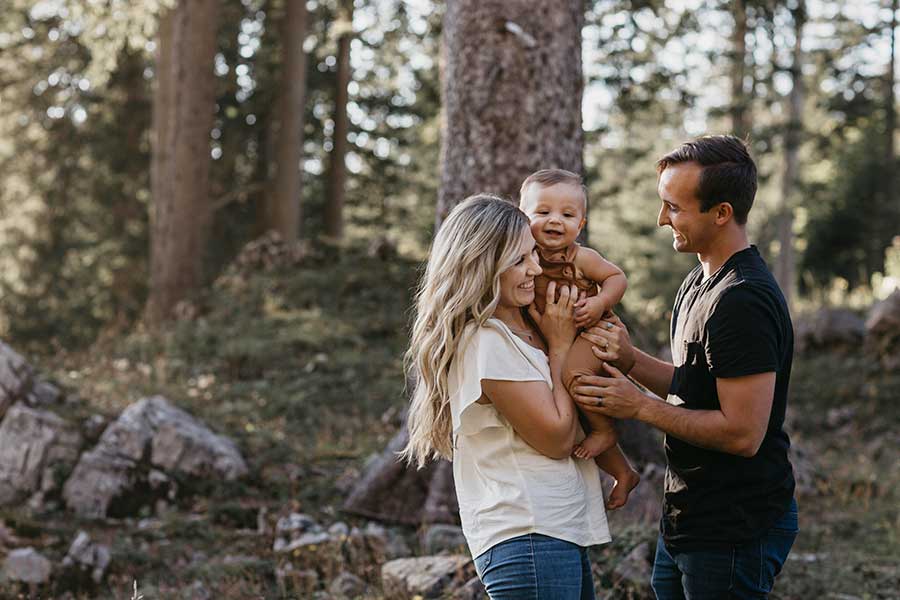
[573,135,797,599]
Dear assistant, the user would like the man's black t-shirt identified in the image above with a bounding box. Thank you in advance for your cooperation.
[663,245,795,551]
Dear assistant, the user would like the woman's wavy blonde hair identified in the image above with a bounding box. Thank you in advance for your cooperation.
[401,194,530,468]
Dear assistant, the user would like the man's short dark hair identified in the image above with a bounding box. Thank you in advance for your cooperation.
[656,135,758,225]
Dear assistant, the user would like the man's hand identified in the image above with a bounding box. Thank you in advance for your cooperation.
[571,362,648,420]
[574,295,608,329]
[580,313,636,374]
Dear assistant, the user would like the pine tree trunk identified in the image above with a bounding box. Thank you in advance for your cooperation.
[730,0,749,138]
[435,0,585,226]
[146,0,220,325]
[263,0,310,243]
[887,0,897,216]
[775,2,805,306]
[325,0,353,241]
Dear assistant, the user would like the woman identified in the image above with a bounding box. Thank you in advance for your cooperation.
[402,194,611,599]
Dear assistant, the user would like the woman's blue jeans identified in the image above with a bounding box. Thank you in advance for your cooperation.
[650,498,799,599]
[473,533,596,600]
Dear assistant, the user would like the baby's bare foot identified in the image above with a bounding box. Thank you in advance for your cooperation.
[605,468,641,510]
[572,431,616,460]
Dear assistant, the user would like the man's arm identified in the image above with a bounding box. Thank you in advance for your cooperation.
[626,348,674,399]
[572,364,775,457]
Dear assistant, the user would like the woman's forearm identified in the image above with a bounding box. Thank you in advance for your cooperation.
[546,347,579,455]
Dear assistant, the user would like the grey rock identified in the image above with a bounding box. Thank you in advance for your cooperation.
[364,521,411,559]
[63,396,247,518]
[25,380,62,407]
[381,555,473,599]
[328,521,350,538]
[795,308,865,352]
[3,547,52,583]
[328,571,367,598]
[421,524,467,554]
[0,404,82,505]
[866,289,900,369]
[81,414,109,442]
[61,530,111,584]
[274,531,331,553]
[613,541,653,596]
[451,576,488,600]
[273,512,325,552]
[0,341,33,419]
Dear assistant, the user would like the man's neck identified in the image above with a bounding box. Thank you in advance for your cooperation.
[698,228,751,279]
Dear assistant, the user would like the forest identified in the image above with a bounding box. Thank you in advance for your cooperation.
[0,0,897,598]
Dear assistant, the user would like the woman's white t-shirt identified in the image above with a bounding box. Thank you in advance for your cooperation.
[449,318,611,559]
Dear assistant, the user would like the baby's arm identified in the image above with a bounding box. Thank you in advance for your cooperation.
[573,247,627,329]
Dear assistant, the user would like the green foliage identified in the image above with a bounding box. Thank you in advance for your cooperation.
[801,119,900,291]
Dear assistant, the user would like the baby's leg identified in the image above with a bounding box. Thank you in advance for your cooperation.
[562,334,604,393]
[566,335,613,459]
[594,445,641,510]
[573,409,618,460]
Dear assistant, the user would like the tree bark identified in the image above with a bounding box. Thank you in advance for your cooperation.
[263,0,310,243]
[730,0,749,138]
[435,0,584,226]
[324,0,354,241]
[887,0,897,219]
[774,2,805,306]
[146,0,220,325]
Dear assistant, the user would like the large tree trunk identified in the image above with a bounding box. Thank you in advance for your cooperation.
[774,2,805,306]
[262,0,310,243]
[435,0,584,226]
[730,0,749,138]
[146,0,220,325]
[887,0,897,218]
[324,0,353,241]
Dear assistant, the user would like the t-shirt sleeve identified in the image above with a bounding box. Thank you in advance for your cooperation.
[450,325,548,436]
[704,286,780,378]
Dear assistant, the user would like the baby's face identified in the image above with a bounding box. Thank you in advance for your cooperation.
[520,183,586,251]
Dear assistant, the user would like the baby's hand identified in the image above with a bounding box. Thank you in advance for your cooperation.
[574,295,609,329]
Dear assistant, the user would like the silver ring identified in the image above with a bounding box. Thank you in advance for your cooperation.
[605,322,613,330]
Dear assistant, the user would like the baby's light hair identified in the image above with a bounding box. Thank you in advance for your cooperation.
[519,168,588,215]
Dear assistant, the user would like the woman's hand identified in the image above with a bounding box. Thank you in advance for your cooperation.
[579,312,636,374]
[528,281,578,353]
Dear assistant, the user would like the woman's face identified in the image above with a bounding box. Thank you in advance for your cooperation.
[498,229,542,309]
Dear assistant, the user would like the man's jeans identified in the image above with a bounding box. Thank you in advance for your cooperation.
[651,498,799,599]
[473,533,595,600]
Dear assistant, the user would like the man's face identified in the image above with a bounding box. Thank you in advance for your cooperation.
[656,162,718,254]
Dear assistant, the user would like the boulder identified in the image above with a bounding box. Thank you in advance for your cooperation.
[25,380,62,407]
[381,555,473,600]
[328,571,367,598]
[63,396,247,518]
[865,289,900,369]
[794,308,865,352]
[61,530,111,584]
[3,547,52,584]
[450,576,488,600]
[0,341,33,419]
[273,513,325,553]
[0,404,82,506]
[421,524,467,554]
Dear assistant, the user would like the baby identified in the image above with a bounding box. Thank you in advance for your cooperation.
[520,168,639,509]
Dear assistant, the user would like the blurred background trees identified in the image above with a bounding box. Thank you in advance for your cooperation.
[0,0,897,350]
